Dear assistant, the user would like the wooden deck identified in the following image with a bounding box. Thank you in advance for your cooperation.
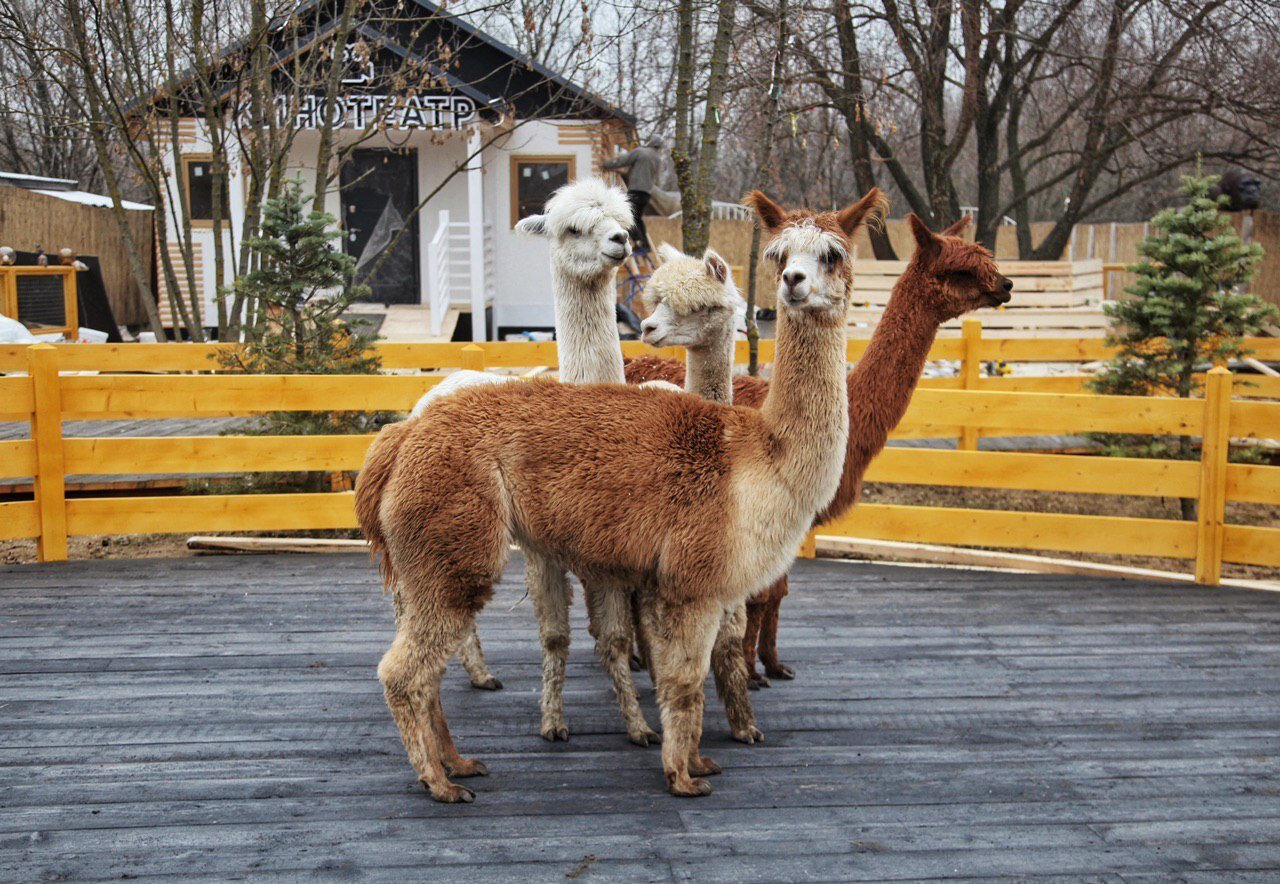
[2,553,1278,881]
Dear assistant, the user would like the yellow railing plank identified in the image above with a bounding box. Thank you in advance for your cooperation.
[0,440,37,479]
[0,501,40,540]
[59,374,444,418]
[821,503,1197,559]
[1230,400,1280,441]
[1225,463,1280,505]
[66,492,358,536]
[899,389,1202,436]
[865,448,1199,498]
[978,338,1112,362]
[63,435,376,475]
[1222,524,1280,568]
[0,375,35,419]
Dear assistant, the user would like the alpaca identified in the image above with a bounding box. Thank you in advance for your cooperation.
[585,242,763,746]
[356,187,895,802]
[403,178,633,702]
[624,213,1010,686]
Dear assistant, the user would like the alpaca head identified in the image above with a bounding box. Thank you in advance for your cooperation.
[639,243,747,349]
[515,178,633,281]
[906,215,1013,321]
[743,188,888,318]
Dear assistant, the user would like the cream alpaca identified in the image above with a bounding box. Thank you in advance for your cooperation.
[586,243,761,746]
[355,188,885,802]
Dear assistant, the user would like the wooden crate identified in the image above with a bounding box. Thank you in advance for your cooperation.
[1,266,78,337]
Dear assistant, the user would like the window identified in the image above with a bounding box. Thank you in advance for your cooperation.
[510,155,576,227]
[181,155,230,227]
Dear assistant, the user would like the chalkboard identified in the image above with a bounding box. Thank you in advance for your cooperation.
[15,275,67,328]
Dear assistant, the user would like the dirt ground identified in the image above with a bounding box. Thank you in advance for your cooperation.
[4,484,1276,581]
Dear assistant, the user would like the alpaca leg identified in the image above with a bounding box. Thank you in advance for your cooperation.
[378,610,475,803]
[427,689,488,778]
[629,594,650,674]
[457,623,502,690]
[742,601,768,689]
[643,598,722,797]
[585,581,659,747]
[759,579,794,680]
[711,603,762,744]
[527,550,572,741]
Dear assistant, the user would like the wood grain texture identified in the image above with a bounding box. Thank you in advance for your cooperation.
[1,553,1277,880]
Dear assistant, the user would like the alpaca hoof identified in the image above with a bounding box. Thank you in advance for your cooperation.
[628,726,662,747]
[749,674,770,689]
[423,780,475,803]
[689,756,721,777]
[668,776,713,797]
[541,723,570,742]
[446,758,488,778]
[733,725,765,744]
[629,653,645,672]
[765,663,795,680]
[471,675,503,691]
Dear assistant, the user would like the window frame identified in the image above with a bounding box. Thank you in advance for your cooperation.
[509,154,577,228]
[180,154,231,230]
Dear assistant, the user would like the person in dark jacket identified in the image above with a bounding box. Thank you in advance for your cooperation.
[603,135,666,252]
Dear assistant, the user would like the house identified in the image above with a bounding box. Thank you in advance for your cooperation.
[154,0,635,340]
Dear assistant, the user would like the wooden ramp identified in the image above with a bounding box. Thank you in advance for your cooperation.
[849,258,1110,337]
[2,553,1278,880]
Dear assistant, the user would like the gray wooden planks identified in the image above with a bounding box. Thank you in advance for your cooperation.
[0,553,1277,881]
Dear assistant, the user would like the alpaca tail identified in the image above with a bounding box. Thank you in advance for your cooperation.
[355,419,413,591]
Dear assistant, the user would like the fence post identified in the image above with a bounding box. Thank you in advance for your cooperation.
[1194,367,1231,586]
[460,343,485,371]
[798,529,817,559]
[959,319,982,450]
[28,344,68,562]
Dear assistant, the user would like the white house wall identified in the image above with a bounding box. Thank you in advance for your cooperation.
[159,117,613,334]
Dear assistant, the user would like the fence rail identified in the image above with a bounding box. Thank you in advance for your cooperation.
[2,330,1278,584]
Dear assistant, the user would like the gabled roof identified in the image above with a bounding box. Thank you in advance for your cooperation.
[144,0,633,126]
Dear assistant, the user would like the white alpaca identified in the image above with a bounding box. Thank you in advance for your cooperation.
[406,178,634,728]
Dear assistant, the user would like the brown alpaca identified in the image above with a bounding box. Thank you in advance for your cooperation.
[625,213,1010,687]
[356,188,891,801]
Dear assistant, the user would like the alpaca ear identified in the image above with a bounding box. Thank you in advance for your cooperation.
[941,215,971,238]
[703,249,730,284]
[908,213,939,253]
[515,214,549,237]
[742,190,786,231]
[657,242,684,264]
[835,187,888,237]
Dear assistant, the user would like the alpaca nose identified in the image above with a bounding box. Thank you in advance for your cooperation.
[783,269,806,288]
[1001,277,1014,293]
[609,231,629,246]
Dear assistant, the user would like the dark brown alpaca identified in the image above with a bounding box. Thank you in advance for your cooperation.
[624,214,1008,687]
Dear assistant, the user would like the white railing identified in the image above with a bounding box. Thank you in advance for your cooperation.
[427,212,494,341]
[428,210,452,337]
[483,222,496,301]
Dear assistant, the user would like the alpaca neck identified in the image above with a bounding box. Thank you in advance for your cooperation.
[818,265,943,523]
[685,328,734,405]
[554,264,624,385]
[759,303,850,511]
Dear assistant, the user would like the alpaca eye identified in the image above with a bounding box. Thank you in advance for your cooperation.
[566,226,581,236]
[822,250,841,265]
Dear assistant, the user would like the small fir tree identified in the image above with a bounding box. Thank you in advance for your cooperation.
[1090,170,1274,517]
[217,180,386,493]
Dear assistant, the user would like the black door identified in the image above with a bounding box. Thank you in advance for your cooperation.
[340,149,419,304]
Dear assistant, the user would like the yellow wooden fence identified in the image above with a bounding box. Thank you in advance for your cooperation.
[1,331,1278,585]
